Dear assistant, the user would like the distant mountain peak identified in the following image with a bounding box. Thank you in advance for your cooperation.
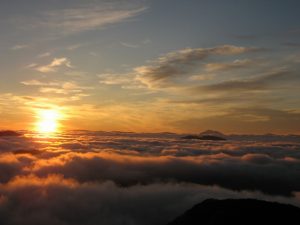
[181,135,226,141]
[199,130,225,137]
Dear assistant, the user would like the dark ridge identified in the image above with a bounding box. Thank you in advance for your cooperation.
[0,130,22,137]
[181,135,226,141]
[198,135,226,140]
[181,135,201,139]
[199,130,226,137]
[167,198,300,225]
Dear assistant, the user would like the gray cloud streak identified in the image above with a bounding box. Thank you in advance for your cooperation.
[135,45,260,88]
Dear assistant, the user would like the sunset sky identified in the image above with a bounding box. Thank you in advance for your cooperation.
[1,2,300,224]
[1,0,300,133]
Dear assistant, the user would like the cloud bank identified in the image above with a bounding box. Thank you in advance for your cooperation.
[0,131,299,224]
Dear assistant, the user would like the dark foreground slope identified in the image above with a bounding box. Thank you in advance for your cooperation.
[167,199,300,225]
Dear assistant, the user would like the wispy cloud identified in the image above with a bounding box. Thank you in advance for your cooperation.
[135,45,259,88]
[37,2,147,36]
[41,85,91,101]
[66,43,86,51]
[192,69,298,93]
[98,72,146,90]
[37,52,51,58]
[120,42,139,48]
[21,79,59,86]
[205,59,254,72]
[173,107,300,133]
[96,45,260,90]
[33,57,72,73]
[94,44,300,128]
[120,39,151,48]
[98,73,133,85]
[20,77,93,103]
[11,44,29,50]
[189,73,215,81]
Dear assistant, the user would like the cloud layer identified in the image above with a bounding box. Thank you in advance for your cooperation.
[0,131,299,224]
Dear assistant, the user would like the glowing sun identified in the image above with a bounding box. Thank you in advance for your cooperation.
[35,109,61,133]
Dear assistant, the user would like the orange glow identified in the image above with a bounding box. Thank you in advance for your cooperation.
[35,109,62,133]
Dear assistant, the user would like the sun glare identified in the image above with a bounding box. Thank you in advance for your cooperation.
[35,109,61,133]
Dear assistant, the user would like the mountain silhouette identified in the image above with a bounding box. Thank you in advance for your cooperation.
[182,135,226,141]
[167,199,300,225]
[199,130,226,138]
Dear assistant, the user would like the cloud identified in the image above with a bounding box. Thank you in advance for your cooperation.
[66,43,86,51]
[38,81,92,95]
[35,57,72,73]
[20,79,93,101]
[205,59,254,72]
[120,39,151,48]
[98,72,146,89]
[32,150,300,196]
[189,73,215,81]
[95,44,289,101]
[11,44,29,50]
[38,2,147,36]
[282,42,300,47]
[191,69,298,93]
[21,80,59,86]
[120,42,139,48]
[0,131,300,224]
[37,52,51,58]
[172,107,300,134]
[26,63,38,69]
[39,87,71,94]
[98,73,133,85]
[135,45,259,88]
[199,79,265,92]
[165,95,258,105]
[1,131,299,196]
[1,175,293,225]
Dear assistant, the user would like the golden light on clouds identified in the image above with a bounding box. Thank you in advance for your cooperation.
[35,109,62,133]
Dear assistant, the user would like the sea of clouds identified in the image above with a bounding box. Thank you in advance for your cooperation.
[0,131,299,225]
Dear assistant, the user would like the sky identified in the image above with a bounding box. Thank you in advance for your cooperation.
[0,0,300,133]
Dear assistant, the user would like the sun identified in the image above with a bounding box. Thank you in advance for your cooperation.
[35,109,62,133]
